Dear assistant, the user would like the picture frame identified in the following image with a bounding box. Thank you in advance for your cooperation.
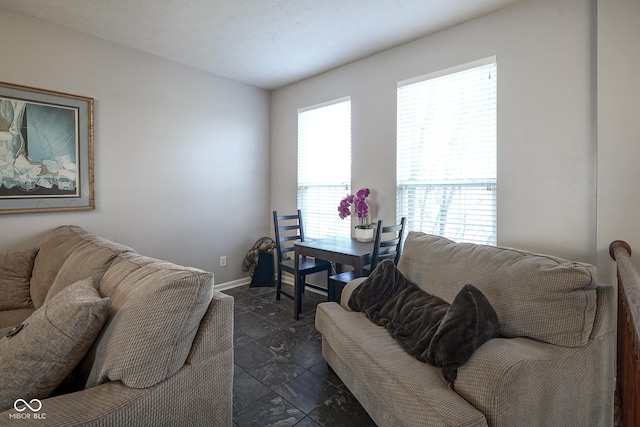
[0,82,94,214]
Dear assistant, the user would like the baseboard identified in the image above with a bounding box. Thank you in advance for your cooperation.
[214,275,327,297]
[214,277,251,291]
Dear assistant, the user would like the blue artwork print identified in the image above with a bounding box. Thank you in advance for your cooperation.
[0,98,79,198]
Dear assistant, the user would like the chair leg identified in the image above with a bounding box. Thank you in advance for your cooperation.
[328,277,335,302]
[295,273,304,320]
[275,267,282,301]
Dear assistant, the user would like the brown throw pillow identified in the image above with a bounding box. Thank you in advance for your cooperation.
[0,277,110,411]
[349,261,499,383]
[349,259,450,363]
[0,248,37,310]
[426,284,500,382]
[349,258,422,319]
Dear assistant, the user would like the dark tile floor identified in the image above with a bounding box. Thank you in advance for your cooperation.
[223,285,377,427]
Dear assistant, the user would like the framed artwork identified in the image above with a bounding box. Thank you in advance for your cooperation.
[0,82,94,214]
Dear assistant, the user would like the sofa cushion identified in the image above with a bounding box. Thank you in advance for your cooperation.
[30,226,133,308]
[397,232,598,347]
[427,284,500,382]
[0,248,37,310]
[45,242,124,303]
[79,252,215,389]
[0,277,110,412]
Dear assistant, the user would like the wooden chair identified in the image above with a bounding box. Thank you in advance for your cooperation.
[328,218,406,302]
[273,210,332,319]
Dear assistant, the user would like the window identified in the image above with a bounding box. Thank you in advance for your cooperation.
[397,58,497,245]
[298,97,351,239]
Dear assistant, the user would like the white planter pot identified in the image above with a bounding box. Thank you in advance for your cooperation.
[355,228,374,242]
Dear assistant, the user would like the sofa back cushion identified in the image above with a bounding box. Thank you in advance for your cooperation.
[397,232,598,347]
[0,248,37,310]
[45,242,128,303]
[31,226,133,308]
[78,252,214,389]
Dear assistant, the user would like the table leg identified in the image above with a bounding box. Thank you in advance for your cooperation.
[353,258,364,277]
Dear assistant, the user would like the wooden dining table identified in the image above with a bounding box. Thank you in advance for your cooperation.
[292,236,374,315]
[294,236,374,277]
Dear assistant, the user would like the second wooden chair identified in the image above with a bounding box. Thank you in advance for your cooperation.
[328,217,406,302]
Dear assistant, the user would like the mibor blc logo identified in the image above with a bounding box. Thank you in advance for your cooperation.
[9,399,46,420]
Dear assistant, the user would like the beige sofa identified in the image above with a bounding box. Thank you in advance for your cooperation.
[0,225,233,426]
[315,231,615,426]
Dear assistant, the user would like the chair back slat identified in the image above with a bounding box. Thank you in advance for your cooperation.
[275,213,301,221]
[278,224,302,232]
[379,238,400,248]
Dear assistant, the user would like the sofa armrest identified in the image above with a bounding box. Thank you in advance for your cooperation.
[339,277,368,310]
[186,289,234,364]
[454,332,615,426]
[1,362,232,426]
[590,284,615,339]
[1,381,147,426]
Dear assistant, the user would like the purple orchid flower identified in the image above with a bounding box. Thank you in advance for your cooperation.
[338,188,371,227]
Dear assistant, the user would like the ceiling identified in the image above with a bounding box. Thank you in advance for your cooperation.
[0,0,520,90]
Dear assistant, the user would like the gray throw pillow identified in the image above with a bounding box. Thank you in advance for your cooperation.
[0,277,110,411]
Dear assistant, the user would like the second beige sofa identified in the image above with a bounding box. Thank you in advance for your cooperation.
[316,231,615,426]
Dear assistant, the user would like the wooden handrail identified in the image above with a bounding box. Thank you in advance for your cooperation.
[610,241,640,337]
[610,240,640,427]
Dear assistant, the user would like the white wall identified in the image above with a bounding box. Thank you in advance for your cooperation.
[0,9,271,285]
[272,0,597,266]
[597,0,640,282]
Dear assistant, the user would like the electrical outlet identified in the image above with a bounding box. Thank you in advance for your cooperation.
[220,256,227,267]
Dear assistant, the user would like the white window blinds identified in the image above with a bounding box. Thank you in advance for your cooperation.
[298,97,352,239]
[396,58,497,245]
